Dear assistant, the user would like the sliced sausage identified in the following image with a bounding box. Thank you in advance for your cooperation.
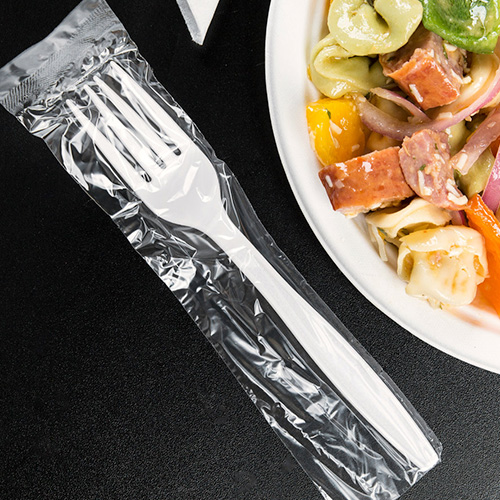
[319,147,414,217]
[399,129,467,210]
[380,25,466,110]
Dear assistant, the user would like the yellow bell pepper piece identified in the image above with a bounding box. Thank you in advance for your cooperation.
[306,97,365,167]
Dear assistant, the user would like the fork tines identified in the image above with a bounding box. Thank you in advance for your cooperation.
[67,62,192,189]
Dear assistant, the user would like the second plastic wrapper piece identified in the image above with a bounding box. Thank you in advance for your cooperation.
[0,1,442,499]
[176,0,220,44]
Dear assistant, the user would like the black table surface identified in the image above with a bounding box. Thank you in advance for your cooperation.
[1,1,499,499]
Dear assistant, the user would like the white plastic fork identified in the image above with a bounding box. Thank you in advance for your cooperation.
[66,61,439,472]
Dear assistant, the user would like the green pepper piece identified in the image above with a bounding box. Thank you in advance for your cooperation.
[456,148,495,197]
[420,0,500,53]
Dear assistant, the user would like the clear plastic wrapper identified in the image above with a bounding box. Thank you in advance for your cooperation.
[0,1,442,499]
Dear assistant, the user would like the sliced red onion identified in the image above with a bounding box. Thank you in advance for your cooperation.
[449,209,467,225]
[370,87,430,122]
[483,146,500,213]
[449,105,500,174]
[357,57,500,141]
[355,97,430,140]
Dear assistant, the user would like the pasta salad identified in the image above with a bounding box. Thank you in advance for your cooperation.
[307,0,500,316]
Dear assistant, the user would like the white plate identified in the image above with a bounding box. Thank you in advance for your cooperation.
[265,0,500,373]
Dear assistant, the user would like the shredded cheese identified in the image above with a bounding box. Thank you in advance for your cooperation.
[409,84,424,103]
[362,161,373,173]
[418,170,432,196]
[454,153,469,172]
[329,122,342,135]
[447,192,468,205]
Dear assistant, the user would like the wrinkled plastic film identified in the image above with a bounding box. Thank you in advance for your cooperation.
[0,2,442,499]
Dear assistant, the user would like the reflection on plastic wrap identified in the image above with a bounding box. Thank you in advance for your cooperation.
[0,1,442,499]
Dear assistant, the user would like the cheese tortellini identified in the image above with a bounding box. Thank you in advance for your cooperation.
[366,198,452,261]
[310,35,387,97]
[310,0,422,98]
[328,0,423,56]
[397,226,488,308]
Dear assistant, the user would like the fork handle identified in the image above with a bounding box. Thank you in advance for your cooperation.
[206,211,438,472]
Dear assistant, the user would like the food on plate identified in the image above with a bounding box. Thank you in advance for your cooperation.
[318,147,414,216]
[465,194,500,315]
[397,226,488,307]
[365,198,452,260]
[457,148,495,198]
[398,129,467,209]
[306,98,365,165]
[419,0,500,53]
[307,0,500,313]
[309,36,387,98]
[379,24,467,110]
[310,0,422,98]
[327,0,423,56]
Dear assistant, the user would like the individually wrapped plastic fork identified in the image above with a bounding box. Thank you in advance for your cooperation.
[0,1,442,499]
